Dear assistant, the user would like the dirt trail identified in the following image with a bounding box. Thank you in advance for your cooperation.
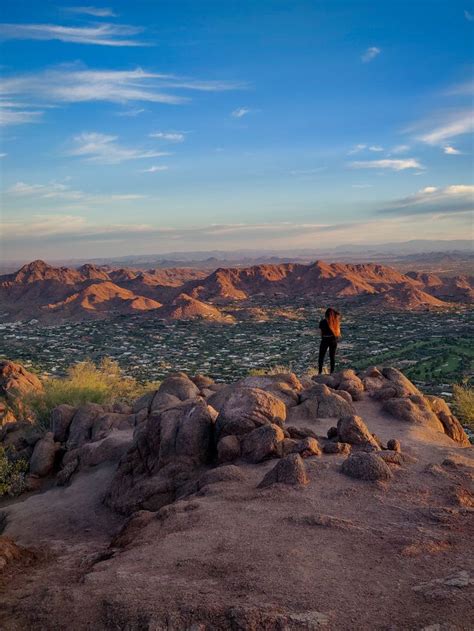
[1,395,473,630]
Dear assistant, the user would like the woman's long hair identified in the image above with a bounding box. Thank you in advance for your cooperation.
[325,307,341,337]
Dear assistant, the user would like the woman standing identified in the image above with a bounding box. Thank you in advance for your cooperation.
[318,307,341,374]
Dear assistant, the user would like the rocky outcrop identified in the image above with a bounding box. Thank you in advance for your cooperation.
[29,432,60,477]
[336,415,380,449]
[425,395,470,446]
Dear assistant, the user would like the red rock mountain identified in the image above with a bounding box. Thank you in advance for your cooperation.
[0,259,471,322]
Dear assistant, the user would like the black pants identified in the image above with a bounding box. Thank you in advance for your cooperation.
[318,337,338,374]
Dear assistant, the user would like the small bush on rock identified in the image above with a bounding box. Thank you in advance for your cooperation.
[452,382,474,430]
[0,446,28,497]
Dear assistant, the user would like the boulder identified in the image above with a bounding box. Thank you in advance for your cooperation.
[336,415,380,449]
[323,441,351,455]
[66,403,104,450]
[286,426,319,440]
[258,454,308,488]
[191,374,215,390]
[0,422,42,461]
[29,432,60,477]
[51,404,76,443]
[311,373,339,388]
[300,384,355,418]
[150,392,182,414]
[327,426,338,439]
[157,373,200,402]
[155,399,215,470]
[378,451,404,466]
[337,371,365,401]
[386,438,401,452]
[207,385,233,413]
[291,437,321,458]
[382,396,445,433]
[341,453,393,481]
[425,395,470,446]
[381,367,422,397]
[336,390,353,403]
[198,464,246,488]
[236,373,303,407]
[241,424,285,463]
[68,432,132,469]
[132,391,155,414]
[215,387,286,441]
[91,412,134,441]
[217,435,241,463]
[0,360,43,403]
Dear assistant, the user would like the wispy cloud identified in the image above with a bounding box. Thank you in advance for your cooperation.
[116,107,146,117]
[6,180,147,203]
[416,111,473,145]
[347,143,367,155]
[65,6,118,17]
[231,107,250,118]
[149,131,185,142]
[0,66,243,121]
[464,9,474,21]
[369,145,383,152]
[379,184,474,215]
[349,158,424,171]
[361,46,381,63]
[444,145,462,155]
[0,104,43,126]
[68,132,170,164]
[141,165,169,173]
[0,23,145,46]
[389,144,410,154]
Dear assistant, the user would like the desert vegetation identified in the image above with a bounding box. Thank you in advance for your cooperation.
[453,380,474,430]
[20,358,159,430]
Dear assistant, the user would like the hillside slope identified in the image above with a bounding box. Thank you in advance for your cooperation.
[0,367,472,630]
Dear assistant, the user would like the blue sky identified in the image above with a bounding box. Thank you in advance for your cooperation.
[0,0,473,259]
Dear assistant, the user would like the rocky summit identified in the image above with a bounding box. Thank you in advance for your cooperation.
[0,365,472,630]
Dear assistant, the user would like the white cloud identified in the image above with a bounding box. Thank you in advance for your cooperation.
[361,47,381,63]
[417,111,474,145]
[149,131,185,142]
[0,23,144,46]
[369,145,383,152]
[0,153,6,158]
[0,99,43,126]
[231,107,250,118]
[443,145,462,155]
[465,9,474,21]
[6,180,147,202]
[141,165,169,173]
[0,66,243,120]
[68,132,170,164]
[350,158,424,171]
[347,143,367,155]
[380,184,474,215]
[65,6,118,17]
[390,144,410,154]
[116,107,146,117]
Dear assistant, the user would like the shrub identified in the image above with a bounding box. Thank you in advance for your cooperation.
[248,365,293,377]
[0,446,28,497]
[23,358,160,429]
[452,381,474,430]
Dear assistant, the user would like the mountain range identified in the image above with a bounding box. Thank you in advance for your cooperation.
[0,259,472,323]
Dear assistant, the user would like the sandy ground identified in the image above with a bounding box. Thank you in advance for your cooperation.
[0,396,473,630]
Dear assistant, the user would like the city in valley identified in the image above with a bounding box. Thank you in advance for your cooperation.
[1,297,472,400]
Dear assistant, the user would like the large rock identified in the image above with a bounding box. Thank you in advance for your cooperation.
[150,392,182,414]
[51,404,76,443]
[217,435,241,463]
[90,412,135,441]
[29,432,60,477]
[381,367,422,397]
[258,454,308,488]
[66,403,104,450]
[425,395,470,446]
[63,432,132,471]
[236,373,303,407]
[105,399,215,515]
[382,396,445,433]
[0,360,43,403]
[337,415,380,449]
[132,391,155,414]
[336,370,365,401]
[299,384,355,418]
[157,373,200,402]
[215,387,286,440]
[241,424,285,463]
[341,453,393,481]
[0,421,42,462]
